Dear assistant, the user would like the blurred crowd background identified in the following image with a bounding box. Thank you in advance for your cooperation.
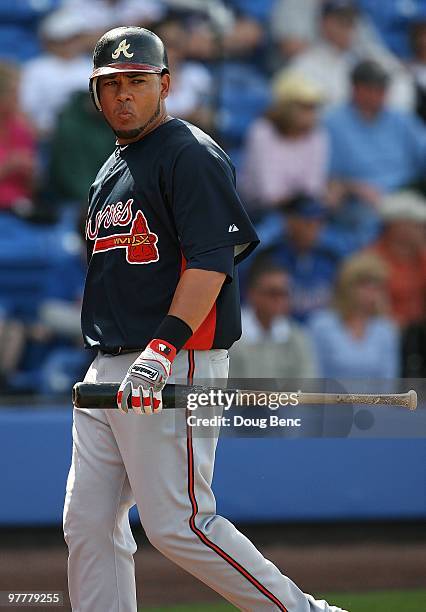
[0,0,425,398]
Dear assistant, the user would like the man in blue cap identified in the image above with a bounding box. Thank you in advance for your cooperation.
[258,194,341,324]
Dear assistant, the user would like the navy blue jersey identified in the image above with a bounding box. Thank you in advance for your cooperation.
[81,119,259,351]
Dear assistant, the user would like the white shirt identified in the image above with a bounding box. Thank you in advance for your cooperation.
[166,62,212,118]
[20,54,92,133]
[229,307,318,379]
[240,307,291,343]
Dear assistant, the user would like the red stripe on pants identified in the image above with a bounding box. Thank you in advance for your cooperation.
[185,350,288,611]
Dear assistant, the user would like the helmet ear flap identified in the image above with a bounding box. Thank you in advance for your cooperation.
[89,76,102,111]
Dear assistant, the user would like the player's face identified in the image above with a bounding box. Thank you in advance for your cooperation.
[98,72,170,142]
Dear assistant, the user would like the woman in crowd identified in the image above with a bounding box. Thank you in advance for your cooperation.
[309,252,399,379]
[240,71,328,211]
[0,62,36,213]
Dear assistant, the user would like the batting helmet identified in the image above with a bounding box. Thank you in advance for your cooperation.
[89,26,169,111]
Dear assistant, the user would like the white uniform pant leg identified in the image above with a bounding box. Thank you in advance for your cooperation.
[102,349,344,612]
[63,355,137,612]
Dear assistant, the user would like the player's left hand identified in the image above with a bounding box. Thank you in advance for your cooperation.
[116,339,176,414]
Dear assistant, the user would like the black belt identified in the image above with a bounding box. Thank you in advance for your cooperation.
[99,347,144,356]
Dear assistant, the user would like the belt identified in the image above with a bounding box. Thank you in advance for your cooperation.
[99,347,144,356]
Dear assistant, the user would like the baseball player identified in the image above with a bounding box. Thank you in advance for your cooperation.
[63,26,348,612]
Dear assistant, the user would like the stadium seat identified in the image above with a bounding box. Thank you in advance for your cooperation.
[0,214,84,392]
[216,62,271,146]
[229,0,276,23]
[0,214,80,320]
[0,0,59,20]
[0,0,61,62]
[0,26,42,62]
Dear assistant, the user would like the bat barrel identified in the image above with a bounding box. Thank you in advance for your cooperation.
[295,391,417,410]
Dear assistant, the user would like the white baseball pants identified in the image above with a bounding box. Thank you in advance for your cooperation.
[63,349,345,611]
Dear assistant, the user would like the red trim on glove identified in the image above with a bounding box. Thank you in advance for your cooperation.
[148,338,177,363]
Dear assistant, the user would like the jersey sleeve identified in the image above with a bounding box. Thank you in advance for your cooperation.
[169,142,259,266]
[185,244,235,281]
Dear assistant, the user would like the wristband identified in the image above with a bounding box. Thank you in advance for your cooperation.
[152,315,193,354]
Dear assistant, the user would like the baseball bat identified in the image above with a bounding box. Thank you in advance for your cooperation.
[72,382,418,411]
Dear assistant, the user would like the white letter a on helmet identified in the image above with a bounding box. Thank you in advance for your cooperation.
[112,39,134,59]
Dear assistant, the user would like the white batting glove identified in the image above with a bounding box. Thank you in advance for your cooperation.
[116,339,176,414]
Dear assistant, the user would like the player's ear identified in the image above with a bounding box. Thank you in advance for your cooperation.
[160,73,170,100]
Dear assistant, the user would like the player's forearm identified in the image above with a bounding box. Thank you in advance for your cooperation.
[168,268,226,332]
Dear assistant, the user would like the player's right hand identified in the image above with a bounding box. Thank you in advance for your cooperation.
[116,339,176,415]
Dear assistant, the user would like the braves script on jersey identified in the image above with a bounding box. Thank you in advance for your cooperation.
[81,119,259,351]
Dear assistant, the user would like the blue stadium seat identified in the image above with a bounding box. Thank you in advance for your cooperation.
[0,0,61,62]
[0,26,42,62]
[228,0,275,23]
[217,62,271,146]
[0,0,60,21]
[0,214,79,320]
[0,214,84,391]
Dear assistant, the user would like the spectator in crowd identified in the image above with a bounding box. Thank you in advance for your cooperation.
[0,62,36,213]
[324,60,426,249]
[240,72,327,210]
[368,191,426,328]
[154,17,214,131]
[277,0,414,111]
[220,1,265,62]
[309,252,399,379]
[160,1,266,68]
[48,90,115,205]
[19,8,93,137]
[257,194,340,323]
[270,0,402,64]
[162,1,227,63]
[230,259,317,379]
[269,0,318,61]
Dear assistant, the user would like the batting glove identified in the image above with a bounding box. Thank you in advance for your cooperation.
[117,339,177,415]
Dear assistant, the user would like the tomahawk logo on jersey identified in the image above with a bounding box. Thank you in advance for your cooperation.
[86,200,159,264]
[81,119,259,352]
